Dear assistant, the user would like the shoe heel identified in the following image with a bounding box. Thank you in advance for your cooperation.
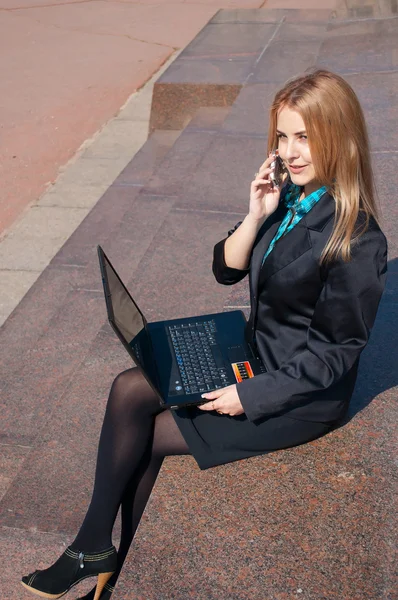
[94,572,114,600]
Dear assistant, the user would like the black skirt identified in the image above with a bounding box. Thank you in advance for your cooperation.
[172,406,333,470]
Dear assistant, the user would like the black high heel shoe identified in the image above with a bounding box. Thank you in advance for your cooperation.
[76,580,114,600]
[21,546,117,599]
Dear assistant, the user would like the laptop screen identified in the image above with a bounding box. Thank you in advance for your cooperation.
[98,248,157,381]
[102,255,145,342]
[102,256,145,346]
[98,246,166,401]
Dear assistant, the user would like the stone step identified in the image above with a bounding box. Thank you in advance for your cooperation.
[0,128,185,512]
[110,5,398,600]
[0,104,234,532]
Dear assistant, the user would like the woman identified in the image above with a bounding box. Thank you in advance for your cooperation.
[21,69,387,600]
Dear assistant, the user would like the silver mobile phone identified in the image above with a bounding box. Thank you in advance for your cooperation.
[269,150,288,188]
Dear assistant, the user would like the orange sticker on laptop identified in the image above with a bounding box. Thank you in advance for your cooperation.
[231,361,254,382]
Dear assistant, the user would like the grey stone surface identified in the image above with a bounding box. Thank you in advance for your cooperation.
[80,121,149,160]
[0,207,90,271]
[1,3,397,600]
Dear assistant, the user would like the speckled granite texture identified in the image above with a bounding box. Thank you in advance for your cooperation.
[1,1,397,599]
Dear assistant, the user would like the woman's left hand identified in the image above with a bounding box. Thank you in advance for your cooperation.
[198,384,244,416]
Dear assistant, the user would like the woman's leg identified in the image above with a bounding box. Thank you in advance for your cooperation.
[77,410,191,599]
[22,367,191,599]
[72,368,189,552]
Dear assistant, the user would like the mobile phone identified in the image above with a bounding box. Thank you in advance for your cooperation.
[269,150,288,188]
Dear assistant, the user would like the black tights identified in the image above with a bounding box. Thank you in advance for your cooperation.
[72,368,190,561]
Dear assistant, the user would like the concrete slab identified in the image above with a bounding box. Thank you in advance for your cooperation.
[332,0,398,20]
[0,528,72,600]
[211,8,333,22]
[0,270,41,324]
[343,71,398,153]
[1,0,248,236]
[1,3,397,600]
[80,121,149,160]
[20,1,217,49]
[37,184,112,210]
[252,39,322,83]
[55,157,133,190]
[0,9,170,235]
[114,407,397,600]
[0,445,30,503]
[115,130,181,186]
[0,207,90,272]
[120,208,242,321]
[318,18,398,73]
[223,82,280,135]
[149,19,281,130]
[266,0,337,7]
[169,133,269,213]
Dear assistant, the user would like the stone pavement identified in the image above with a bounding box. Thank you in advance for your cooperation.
[0,0,262,326]
[1,0,398,599]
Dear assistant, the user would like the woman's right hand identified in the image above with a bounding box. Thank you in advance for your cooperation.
[249,154,282,223]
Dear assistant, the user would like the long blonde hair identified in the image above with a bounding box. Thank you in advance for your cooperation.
[268,69,381,264]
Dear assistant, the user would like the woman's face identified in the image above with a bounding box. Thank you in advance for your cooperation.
[276,107,319,193]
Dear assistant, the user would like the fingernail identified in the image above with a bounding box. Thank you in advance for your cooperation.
[201,394,207,398]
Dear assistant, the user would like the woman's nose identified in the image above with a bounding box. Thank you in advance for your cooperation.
[286,139,300,160]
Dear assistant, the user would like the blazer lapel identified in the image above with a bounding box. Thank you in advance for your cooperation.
[250,203,286,301]
[257,191,335,286]
[259,221,311,285]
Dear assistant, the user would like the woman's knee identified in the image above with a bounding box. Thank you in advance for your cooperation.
[108,368,159,415]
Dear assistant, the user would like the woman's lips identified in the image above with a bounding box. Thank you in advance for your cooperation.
[289,164,307,174]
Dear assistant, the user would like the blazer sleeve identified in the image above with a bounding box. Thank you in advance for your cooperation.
[237,226,388,422]
[213,221,250,285]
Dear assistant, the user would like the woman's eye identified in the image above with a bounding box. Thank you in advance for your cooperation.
[300,135,308,140]
[276,133,286,139]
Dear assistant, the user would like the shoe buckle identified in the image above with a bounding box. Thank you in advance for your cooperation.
[78,552,85,569]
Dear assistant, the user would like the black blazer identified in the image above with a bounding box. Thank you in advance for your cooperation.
[213,192,387,424]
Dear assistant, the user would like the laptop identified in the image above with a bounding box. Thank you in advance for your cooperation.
[98,245,266,409]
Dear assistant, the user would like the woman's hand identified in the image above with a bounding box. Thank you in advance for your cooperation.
[198,384,244,416]
[249,153,282,222]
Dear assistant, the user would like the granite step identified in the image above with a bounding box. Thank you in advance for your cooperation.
[110,4,398,600]
[2,3,397,599]
[0,104,234,532]
[149,7,333,133]
[0,128,185,511]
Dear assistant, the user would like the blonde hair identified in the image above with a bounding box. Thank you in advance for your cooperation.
[268,69,381,264]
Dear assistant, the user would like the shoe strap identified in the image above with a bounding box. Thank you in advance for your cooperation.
[105,582,115,592]
[65,547,116,561]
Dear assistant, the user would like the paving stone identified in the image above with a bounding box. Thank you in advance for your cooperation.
[121,208,242,322]
[222,82,280,135]
[0,445,30,503]
[2,6,397,600]
[345,71,398,153]
[0,207,89,271]
[115,130,181,186]
[171,133,268,213]
[0,270,41,327]
[332,0,398,20]
[55,157,131,189]
[318,19,398,73]
[143,129,222,196]
[181,22,277,58]
[149,20,281,130]
[80,120,149,160]
[113,399,397,599]
[252,39,322,83]
[38,183,111,210]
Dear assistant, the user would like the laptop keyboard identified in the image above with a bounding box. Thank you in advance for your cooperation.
[168,319,232,395]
